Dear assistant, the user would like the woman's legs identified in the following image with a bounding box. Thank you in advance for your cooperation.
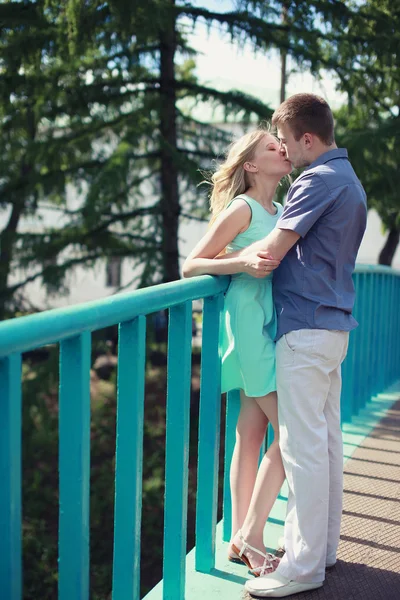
[230,390,268,543]
[232,391,285,569]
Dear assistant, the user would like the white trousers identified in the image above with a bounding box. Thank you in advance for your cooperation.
[275,329,349,584]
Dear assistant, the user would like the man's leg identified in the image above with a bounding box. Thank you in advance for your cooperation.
[325,333,349,565]
[275,329,345,584]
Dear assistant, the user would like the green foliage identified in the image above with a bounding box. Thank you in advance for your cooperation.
[331,0,400,262]
[1,0,370,317]
[335,108,400,230]
[0,0,266,315]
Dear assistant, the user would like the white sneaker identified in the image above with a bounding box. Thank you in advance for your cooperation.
[245,572,323,597]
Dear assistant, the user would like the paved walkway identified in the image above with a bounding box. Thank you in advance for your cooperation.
[247,399,400,600]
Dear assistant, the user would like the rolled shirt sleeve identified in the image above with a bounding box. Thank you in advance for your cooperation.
[277,172,334,238]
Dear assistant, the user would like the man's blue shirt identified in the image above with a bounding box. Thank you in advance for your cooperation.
[273,148,367,340]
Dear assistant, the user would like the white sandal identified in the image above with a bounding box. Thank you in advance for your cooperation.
[229,530,280,577]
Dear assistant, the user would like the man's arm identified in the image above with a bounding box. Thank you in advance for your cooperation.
[220,173,333,267]
[240,227,300,260]
[219,228,300,272]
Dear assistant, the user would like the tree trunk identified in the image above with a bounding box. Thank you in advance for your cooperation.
[378,228,400,266]
[280,3,289,103]
[0,198,25,320]
[0,105,36,319]
[280,49,287,104]
[159,0,181,283]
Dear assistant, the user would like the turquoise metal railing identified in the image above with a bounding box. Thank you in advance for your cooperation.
[340,266,400,423]
[0,275,230,600]
[0,266,399,600]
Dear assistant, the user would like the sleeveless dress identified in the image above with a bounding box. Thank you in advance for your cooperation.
[220,195,283,397]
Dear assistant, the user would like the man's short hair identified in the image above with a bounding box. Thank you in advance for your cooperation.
[272,93,335,145]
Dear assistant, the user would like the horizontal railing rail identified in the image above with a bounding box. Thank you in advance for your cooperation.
[0,276,229,357]
[0,265,399,600]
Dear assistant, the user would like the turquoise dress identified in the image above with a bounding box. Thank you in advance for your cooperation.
[220,194,283,397]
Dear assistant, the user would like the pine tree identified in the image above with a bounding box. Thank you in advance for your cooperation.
[0,0,366,318]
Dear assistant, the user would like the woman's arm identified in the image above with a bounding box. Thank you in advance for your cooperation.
[182,200,281,278]
[182,200,251,278]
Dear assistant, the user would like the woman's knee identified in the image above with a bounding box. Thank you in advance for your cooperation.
[236,419,267,446]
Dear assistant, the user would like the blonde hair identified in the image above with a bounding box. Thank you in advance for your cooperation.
[208,127,269,224]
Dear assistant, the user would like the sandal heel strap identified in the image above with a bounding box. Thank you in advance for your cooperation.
[237,530,268,559]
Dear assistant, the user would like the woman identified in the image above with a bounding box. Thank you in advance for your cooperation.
[183,128,291,576]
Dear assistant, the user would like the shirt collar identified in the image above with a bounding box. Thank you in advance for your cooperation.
[306,148,348,171]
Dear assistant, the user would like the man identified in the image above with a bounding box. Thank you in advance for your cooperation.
[237,94,367,597]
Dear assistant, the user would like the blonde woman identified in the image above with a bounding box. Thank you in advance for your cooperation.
[183,128,292,575]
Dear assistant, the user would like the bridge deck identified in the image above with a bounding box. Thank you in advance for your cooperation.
[246,393,400,600]
[145,387,400,600]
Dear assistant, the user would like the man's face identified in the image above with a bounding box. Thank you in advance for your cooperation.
[277,124,310,169]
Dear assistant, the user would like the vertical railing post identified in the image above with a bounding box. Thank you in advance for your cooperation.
[195,294,224,573]
[377,273,386,394]
[384,274,391,388]
[112,316,146,600]
[59,332,91,600]
[365,273,375,403]
[341,305,356,423]
[352,272,362,414]
[390,275,396,384]
[397,277,400,380]
[358,273,367,411]
[358,273,367,409]
[222,389,240,542]
[396,277,400,382]
[163,301,192,600]
[371,273,381,398]
[0,353,22,600]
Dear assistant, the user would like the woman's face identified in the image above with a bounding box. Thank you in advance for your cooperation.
[251,133,293,178]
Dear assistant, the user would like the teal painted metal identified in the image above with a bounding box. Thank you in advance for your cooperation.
[163,302,193,600]
[397,277,400,379]
[362,272,373,409]
[58,333,91,600]
[377,274,386,393]
[365,273,375,403]
[386,275,393,385]
[339,266,400,422]
[222,389,240,543]
[370,273,379,398]
[0,275,230,600]
[0,354,22,600]
[388,276,395,383]
[395,276,398,377]
[266,422,275,448]
[195,294,224,573]
[0,276,230,357]
[112,317,146,600]
[358,273,368,410]
[352,272,363,414]
[341,327,355,423]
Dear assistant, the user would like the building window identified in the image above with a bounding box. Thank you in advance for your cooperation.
[106,257,122,287]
